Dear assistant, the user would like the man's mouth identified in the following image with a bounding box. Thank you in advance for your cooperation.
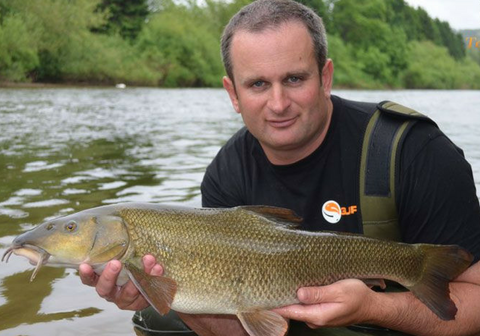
[267,117,297,128]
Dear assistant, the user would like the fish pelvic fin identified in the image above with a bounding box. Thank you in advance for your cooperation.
[237,310,288,336]
[409,244,473,321]
[124,260,177,315]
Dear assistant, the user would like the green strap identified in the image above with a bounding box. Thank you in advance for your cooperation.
[359,101,424,241]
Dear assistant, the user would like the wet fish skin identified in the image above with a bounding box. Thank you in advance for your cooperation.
[2,203,474,336]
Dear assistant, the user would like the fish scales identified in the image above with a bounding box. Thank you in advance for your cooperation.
[119,206,424,313]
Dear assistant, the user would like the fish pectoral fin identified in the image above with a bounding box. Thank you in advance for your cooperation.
[124,261,177,315]
[237,310,288,336]
[362,278,386,289]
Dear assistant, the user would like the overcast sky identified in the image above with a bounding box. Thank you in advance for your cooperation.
[404,0,480,30]
[211,1,479,30]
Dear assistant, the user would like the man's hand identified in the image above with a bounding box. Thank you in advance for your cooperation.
[273,279,378,329]
[79,255,163,311]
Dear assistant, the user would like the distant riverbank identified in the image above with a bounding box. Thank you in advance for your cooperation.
[1,0,480,90]
[0,81,129,89]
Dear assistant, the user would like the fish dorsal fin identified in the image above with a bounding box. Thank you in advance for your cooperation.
[237,310,288,336]
[239,206,302,228]
[124,260,177,315]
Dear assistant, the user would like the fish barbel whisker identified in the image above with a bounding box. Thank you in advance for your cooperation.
[1,247,14,263]
[2,245,51,281]
[30,251,50,282]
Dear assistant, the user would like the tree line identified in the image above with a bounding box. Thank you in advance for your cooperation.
[0,0,479,89]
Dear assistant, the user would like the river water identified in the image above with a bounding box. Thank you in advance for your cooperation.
[0,88,479,335]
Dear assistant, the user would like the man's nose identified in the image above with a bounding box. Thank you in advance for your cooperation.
[267,84,291,113]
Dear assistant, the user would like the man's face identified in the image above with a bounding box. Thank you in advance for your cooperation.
[223,21,334,165]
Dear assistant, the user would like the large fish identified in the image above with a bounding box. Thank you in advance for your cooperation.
[2,203,473,336]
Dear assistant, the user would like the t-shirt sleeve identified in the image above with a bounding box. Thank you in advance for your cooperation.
[201,158,244,208]
[397,123,480,261]
[201,130,249,208]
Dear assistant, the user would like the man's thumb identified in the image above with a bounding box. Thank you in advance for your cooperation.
[297,287,324,304]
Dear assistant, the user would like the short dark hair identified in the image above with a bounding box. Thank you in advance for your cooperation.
[221,0,328,82]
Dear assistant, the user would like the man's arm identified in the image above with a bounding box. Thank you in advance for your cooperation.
[274,261,480,336]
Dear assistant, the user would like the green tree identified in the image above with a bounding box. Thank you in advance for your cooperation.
[403,41,479,89]
[327,34,377,88]
[0,0,106,81]
[135,6,224,87]
[92,0,149,40]
[434,19,465,60]
[330,0,408,85]
[0,14,38,81]
[297,0,327,19]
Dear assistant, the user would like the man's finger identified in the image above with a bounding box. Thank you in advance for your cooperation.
[142,254,164,276]
[142,255,156,273]
[79,263,98,286]
[119,293,150,311]
[273,304,318,321]
[121,279,141,299]
[297,280,359,304]
[115,282,144,309]
[150,264,163,276]
[96,260,122,298]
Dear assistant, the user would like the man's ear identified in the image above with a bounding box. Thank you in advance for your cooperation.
[321,59,334,99]
[223,76,240,113]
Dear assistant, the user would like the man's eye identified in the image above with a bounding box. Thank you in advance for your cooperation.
[288,76,301,83]
[252,81,264,88]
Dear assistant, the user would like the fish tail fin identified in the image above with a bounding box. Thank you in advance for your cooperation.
[408,245,473,321]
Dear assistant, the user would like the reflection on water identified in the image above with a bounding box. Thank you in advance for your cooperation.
[0,267,101,331]
[0,88,479,336]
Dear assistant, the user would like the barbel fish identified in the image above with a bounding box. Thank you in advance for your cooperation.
[2,203,473,336]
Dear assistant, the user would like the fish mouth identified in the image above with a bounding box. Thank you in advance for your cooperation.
[2,244,50,282]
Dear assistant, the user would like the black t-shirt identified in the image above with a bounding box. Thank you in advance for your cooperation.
[201,95,480,261]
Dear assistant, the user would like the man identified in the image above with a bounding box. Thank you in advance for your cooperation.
[80,0,480,335]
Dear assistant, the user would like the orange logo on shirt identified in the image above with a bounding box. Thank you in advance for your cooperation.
[322,200,357,224]
[325,201,341,214]
[342,205,357,216]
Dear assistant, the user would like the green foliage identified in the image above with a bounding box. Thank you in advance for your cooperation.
[297,0,327,18]
[135,7,224,87]
[0,14,38,81]
[325,0,478,88]
[329,0,408,87]
[383,0,465,60]
[1,0,108,81]
[327,35,377,88]
[467,48,480,66]
[404,41,480,89]
[56,32,155,85]
[202,0,253,36]
[92,0,149,40]
[0,0,478,89]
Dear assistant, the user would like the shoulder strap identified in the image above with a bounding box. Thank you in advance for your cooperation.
[359,101,434,241]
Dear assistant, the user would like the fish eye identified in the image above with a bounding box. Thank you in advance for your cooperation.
[65,221,77,232]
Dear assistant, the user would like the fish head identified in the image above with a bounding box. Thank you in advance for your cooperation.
[2,210,130,281]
